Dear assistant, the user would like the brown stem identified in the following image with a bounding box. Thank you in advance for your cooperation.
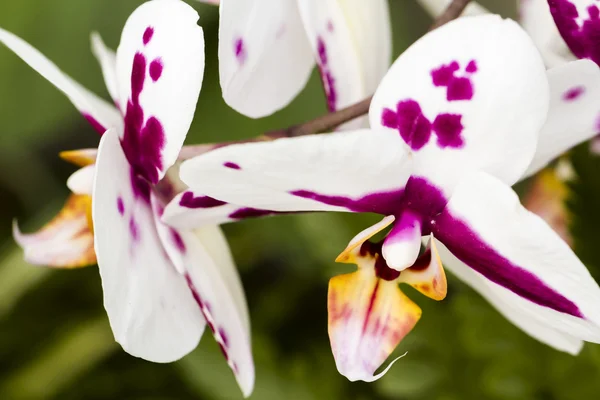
[180,0,471,159]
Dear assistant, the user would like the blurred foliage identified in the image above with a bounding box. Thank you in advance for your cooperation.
[1,1,599,399]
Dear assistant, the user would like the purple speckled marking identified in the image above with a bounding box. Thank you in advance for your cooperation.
[149,58,163,82]
[431,60,476,101]
[117,197,125,216]
[224,162,241,170]
[234,37,247,64]
[179,191,226,209]
[316,36,337,112]
[563,85,585,101]
[292,176,584,317]
[82,113,106,135]
[143,27,154,45]
[229,207,280,220]
[184,274,235,366]
[548,0,600,66]
[433,113,465,148]
[434,209,583,318]
[466,60,478,73]
[218,328,229,348]
[170,229,186,253]
[382,100,432,150]
[382,100,465,150]
[129,217,139,241]
[291,188,405,215]
[121,50,166,185]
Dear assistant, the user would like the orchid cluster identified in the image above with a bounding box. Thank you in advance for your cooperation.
[3,0,600,396]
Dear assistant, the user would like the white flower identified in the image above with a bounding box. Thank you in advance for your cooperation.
[1,0,254,395]
[170,15,600,381]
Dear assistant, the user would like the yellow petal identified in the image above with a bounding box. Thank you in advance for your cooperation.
[328,269,421,382]
[59,148,98,167]
[13,194,95,268]
[399,234,447,300]
[336,215,395,264]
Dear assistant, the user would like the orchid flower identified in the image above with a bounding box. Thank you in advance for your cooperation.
[1,0,253,395]
[167,15,600,381]
[419,0,600,154]
[198,0,391,123]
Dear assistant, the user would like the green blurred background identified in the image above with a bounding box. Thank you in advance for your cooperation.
[2,1,600,399]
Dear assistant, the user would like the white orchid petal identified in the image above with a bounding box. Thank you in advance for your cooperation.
[297,0,391,128]
[115,0,204,184]
[93,129,205,362]
[438,239,584,355]
[218,0,314,118]
[91,32,120,109]
[520,0,575,67]
[524,59,600,178]
[433,171,600,342]
[180,130,412,214]
[0,27,121,134]
[66,165,95,196]
[162,190,266,229]
[370,15,548,194]
[416,0,489,18]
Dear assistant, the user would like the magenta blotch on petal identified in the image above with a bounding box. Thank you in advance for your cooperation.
[179,192,227,209]
[382,100,432,151]
[143,27,154,45]
[117,197,125,215]
[433,113,465,148]
[224,162,241,170]
[563,85,585,101]
[150,58,164,82]
[234,37,247,64]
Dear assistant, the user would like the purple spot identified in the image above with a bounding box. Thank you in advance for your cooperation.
[327,20,334,32]
[179,191,227,209]
[149,58,163,82]
[316,36,337,112]
[218,328,229,348]
[433,208,583,318]
[185,273,204,308]
[447,77,474,101]
[432,113,465,148]
[360,241,401,281]
[170,229,186,253]
[548,0,600,66]
[431,60,475,101]
[129,217,139,241]
[563,85,585,101]
[224,162,241,170]
[234,37,246,64]
[121,52,166,184]
[82,113,106,135]
[381,100,432,151]
[117,197,125,216]
[143,27,154,45]
[466,60,478,73]
[229,207,281,220]
[431,61,460,87]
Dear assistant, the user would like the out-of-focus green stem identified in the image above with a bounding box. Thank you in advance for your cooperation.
[0,316,117,399]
